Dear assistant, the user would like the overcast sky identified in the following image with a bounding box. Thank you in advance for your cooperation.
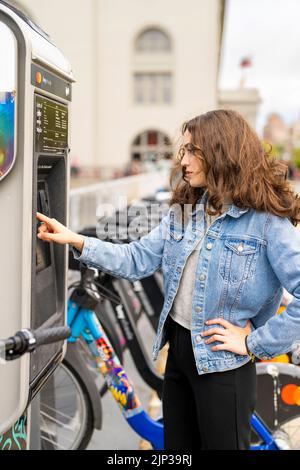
[219,0,300,133]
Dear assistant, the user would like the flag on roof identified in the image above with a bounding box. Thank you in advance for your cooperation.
[239,57,252,68]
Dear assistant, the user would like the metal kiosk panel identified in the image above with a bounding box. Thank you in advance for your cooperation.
[0,1,74,435]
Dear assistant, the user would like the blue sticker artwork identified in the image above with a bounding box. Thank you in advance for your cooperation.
[0,91,15,179]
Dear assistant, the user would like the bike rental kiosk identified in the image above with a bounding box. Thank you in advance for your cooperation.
[0,1,74,442]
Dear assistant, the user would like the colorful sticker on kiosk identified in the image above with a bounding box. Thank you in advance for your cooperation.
[0,413,27,450]
[0,91,16,181]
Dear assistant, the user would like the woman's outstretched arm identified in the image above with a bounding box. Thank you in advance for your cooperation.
[36,211,169,282]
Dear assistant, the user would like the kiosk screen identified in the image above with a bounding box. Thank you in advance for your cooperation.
[35,95,68,154]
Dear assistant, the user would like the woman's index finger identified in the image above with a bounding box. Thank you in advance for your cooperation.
[36,212,52,224]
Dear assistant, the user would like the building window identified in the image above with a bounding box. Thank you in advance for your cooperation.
[136,28,171,53]
[134,73,172,104]
[131,130,173,163]
[133,27,173,105]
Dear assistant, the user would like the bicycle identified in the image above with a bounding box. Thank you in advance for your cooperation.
[40,264,163,450]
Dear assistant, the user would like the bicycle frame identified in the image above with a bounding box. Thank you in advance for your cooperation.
[250,414,280,450]
[105,276,163,394]
[67,298,280,451]
[68,300,164,450]
[69,256,164,396]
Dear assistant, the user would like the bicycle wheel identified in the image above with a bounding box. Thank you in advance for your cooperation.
[252,362,300,449]
[40,360,94,450]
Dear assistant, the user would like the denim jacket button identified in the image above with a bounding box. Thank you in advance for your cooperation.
[203,367,209,372]
[196,307,203,313]
[237,243,244,252]
[206,242,213,250]
[195,335,202,343]
[199,274,206,281]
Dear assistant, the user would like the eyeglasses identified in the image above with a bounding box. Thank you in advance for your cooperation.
[177,143,203,161]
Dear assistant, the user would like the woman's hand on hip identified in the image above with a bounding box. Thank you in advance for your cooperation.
[36,212,85,252]
[201,318,252,356]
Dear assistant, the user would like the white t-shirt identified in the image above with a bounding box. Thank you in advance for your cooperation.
[169,200,232,330]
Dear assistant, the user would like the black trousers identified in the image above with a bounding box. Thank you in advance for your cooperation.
[162,316,257,450]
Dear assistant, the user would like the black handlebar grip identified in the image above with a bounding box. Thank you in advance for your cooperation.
[35,326,71,347]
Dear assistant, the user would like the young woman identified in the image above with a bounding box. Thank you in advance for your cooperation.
[36,109,300,450]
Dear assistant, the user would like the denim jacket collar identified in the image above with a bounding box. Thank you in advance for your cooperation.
[191,189,249,219]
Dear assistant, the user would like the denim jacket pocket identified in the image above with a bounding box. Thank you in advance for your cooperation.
[219,237,260,285]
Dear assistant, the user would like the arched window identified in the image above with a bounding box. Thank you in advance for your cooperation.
[136,28,171,53]
[131,130,173,163]
[133,27,173,105]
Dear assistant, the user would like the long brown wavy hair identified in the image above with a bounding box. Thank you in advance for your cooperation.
[170,109,300,225]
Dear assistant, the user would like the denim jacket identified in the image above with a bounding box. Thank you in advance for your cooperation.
[73,191,300,375]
